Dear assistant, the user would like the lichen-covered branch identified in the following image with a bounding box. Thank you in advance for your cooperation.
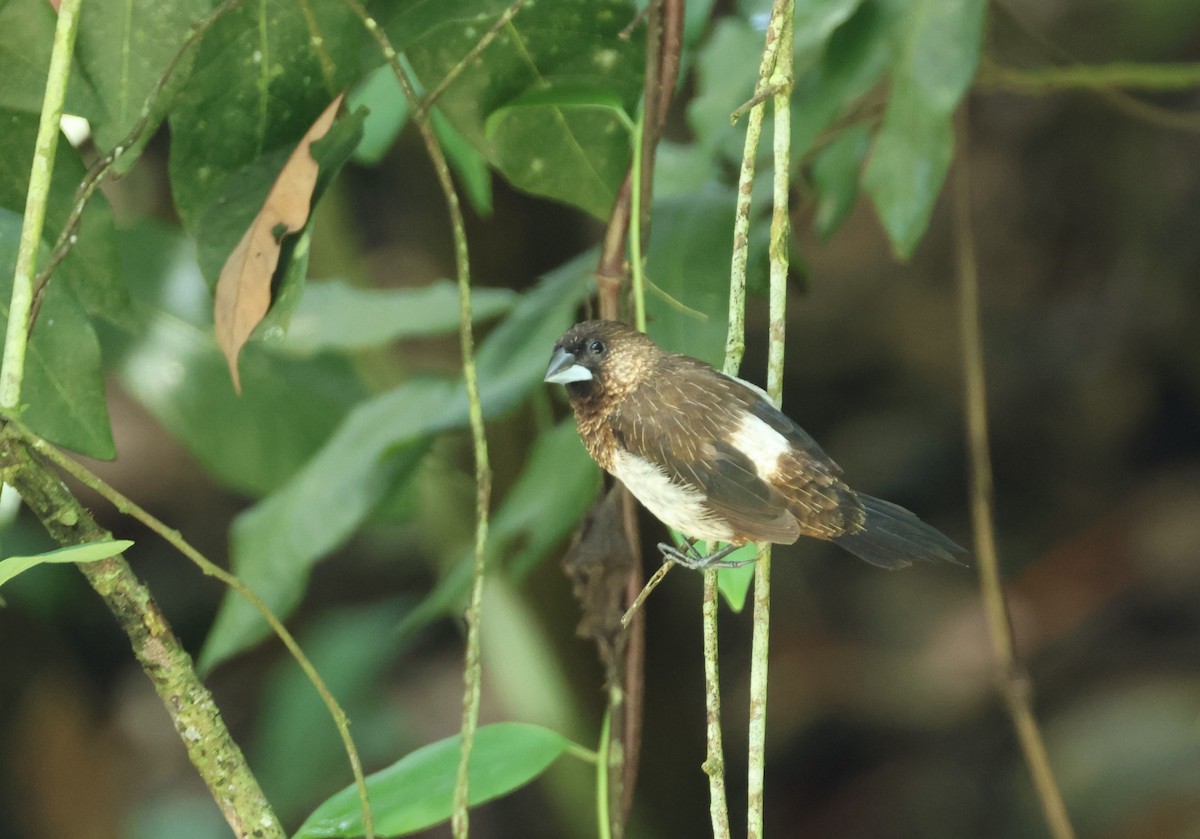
[0,435,284,839]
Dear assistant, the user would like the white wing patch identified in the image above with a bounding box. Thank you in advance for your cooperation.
[727,413,791,479]
[610,450,735,542]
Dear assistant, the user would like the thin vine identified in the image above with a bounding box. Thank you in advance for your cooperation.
[340,5,499,836]
[952,105,1078,839]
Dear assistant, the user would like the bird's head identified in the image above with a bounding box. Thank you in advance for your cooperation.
[544,320,658,408]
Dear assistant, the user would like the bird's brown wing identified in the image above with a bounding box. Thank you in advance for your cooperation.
[615,358,865,542]
[611,363,802,544]
[713,367,867,540]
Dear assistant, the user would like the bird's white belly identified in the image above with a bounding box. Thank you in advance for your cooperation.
[610,450,735,542]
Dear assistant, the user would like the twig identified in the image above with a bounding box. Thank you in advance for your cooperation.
[415,0,528,120]
[700,571,731,839]
[26,0,248,337]
[730,80,791,125]
[342,5,493,836]
[952,105,1078,839]
[977,58,1200,93]
[620,560,675,629]
[0,433,285,839]
[9,420,373,838]
[1,0,84,409]
[714,11,768,839]
[748,5,793,838]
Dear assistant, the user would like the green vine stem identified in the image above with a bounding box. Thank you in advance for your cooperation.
[952,106,1078,839]
[748,4,793,837]
[717,1,793,837]
[343,5,495,836]
[7,419,373,838]
[977,58,1200,92]
[0,0,83,409]
[0,433,285,839]
[699,572,731,839]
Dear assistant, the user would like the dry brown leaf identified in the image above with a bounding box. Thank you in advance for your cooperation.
[214,93,344,392]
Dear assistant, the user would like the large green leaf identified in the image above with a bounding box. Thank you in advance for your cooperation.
[686,17,764,163]
[393,0,643,219]
[791,0,896,159]
[294,723,570,838]
[484,88,633,219]
[167,0,362,230]
[810,122,872,238]
[74,0,211,153]
[108,222,368,496]
[0,209,114,458]
[644,184,770,367]
[863,0,985,258]
[0,110,126,322]
[0,0,99,116]
[281,278,514,355]
[200,256,592,670]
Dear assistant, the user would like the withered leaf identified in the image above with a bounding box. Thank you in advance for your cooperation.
[214,93,344,392]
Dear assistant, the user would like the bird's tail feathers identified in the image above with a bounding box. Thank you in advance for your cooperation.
[833,495,967,570]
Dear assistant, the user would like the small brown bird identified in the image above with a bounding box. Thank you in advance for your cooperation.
[545,320,966,569]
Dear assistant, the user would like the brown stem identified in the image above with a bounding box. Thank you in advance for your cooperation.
[953,104,1078,839]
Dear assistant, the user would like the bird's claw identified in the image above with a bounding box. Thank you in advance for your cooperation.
[656,541,757,570]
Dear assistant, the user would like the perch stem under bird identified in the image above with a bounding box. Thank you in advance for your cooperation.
[545,320,966,570]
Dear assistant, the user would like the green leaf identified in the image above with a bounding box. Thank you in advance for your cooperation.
[348,63,410,167]
[484,88,633,219]
[200,257,591,670]
[0,109,126,322]
[167,0,362,230]
[75,0,210,153]
[687,18,763,162]
[791,0,896,159]
[0,209,114,458]
[395,0,643,218]
[644,184,769,367]
[716,546,758,611]
[108,221,368,496]
[396,420,600,641]
[0,0,99,116]
[793,0,869,56]
[810,122,872,239]
[654,141,720,200]
[281,279,514,355]
[0,540,133,589]
[863,0,985,258]
[294,723,570,839]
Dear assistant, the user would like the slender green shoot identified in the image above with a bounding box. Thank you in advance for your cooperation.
[1,0,84,410]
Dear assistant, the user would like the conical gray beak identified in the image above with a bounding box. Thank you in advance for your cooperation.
[544,347,593,384]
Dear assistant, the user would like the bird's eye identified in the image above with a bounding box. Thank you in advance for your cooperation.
[589,340,606,355]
